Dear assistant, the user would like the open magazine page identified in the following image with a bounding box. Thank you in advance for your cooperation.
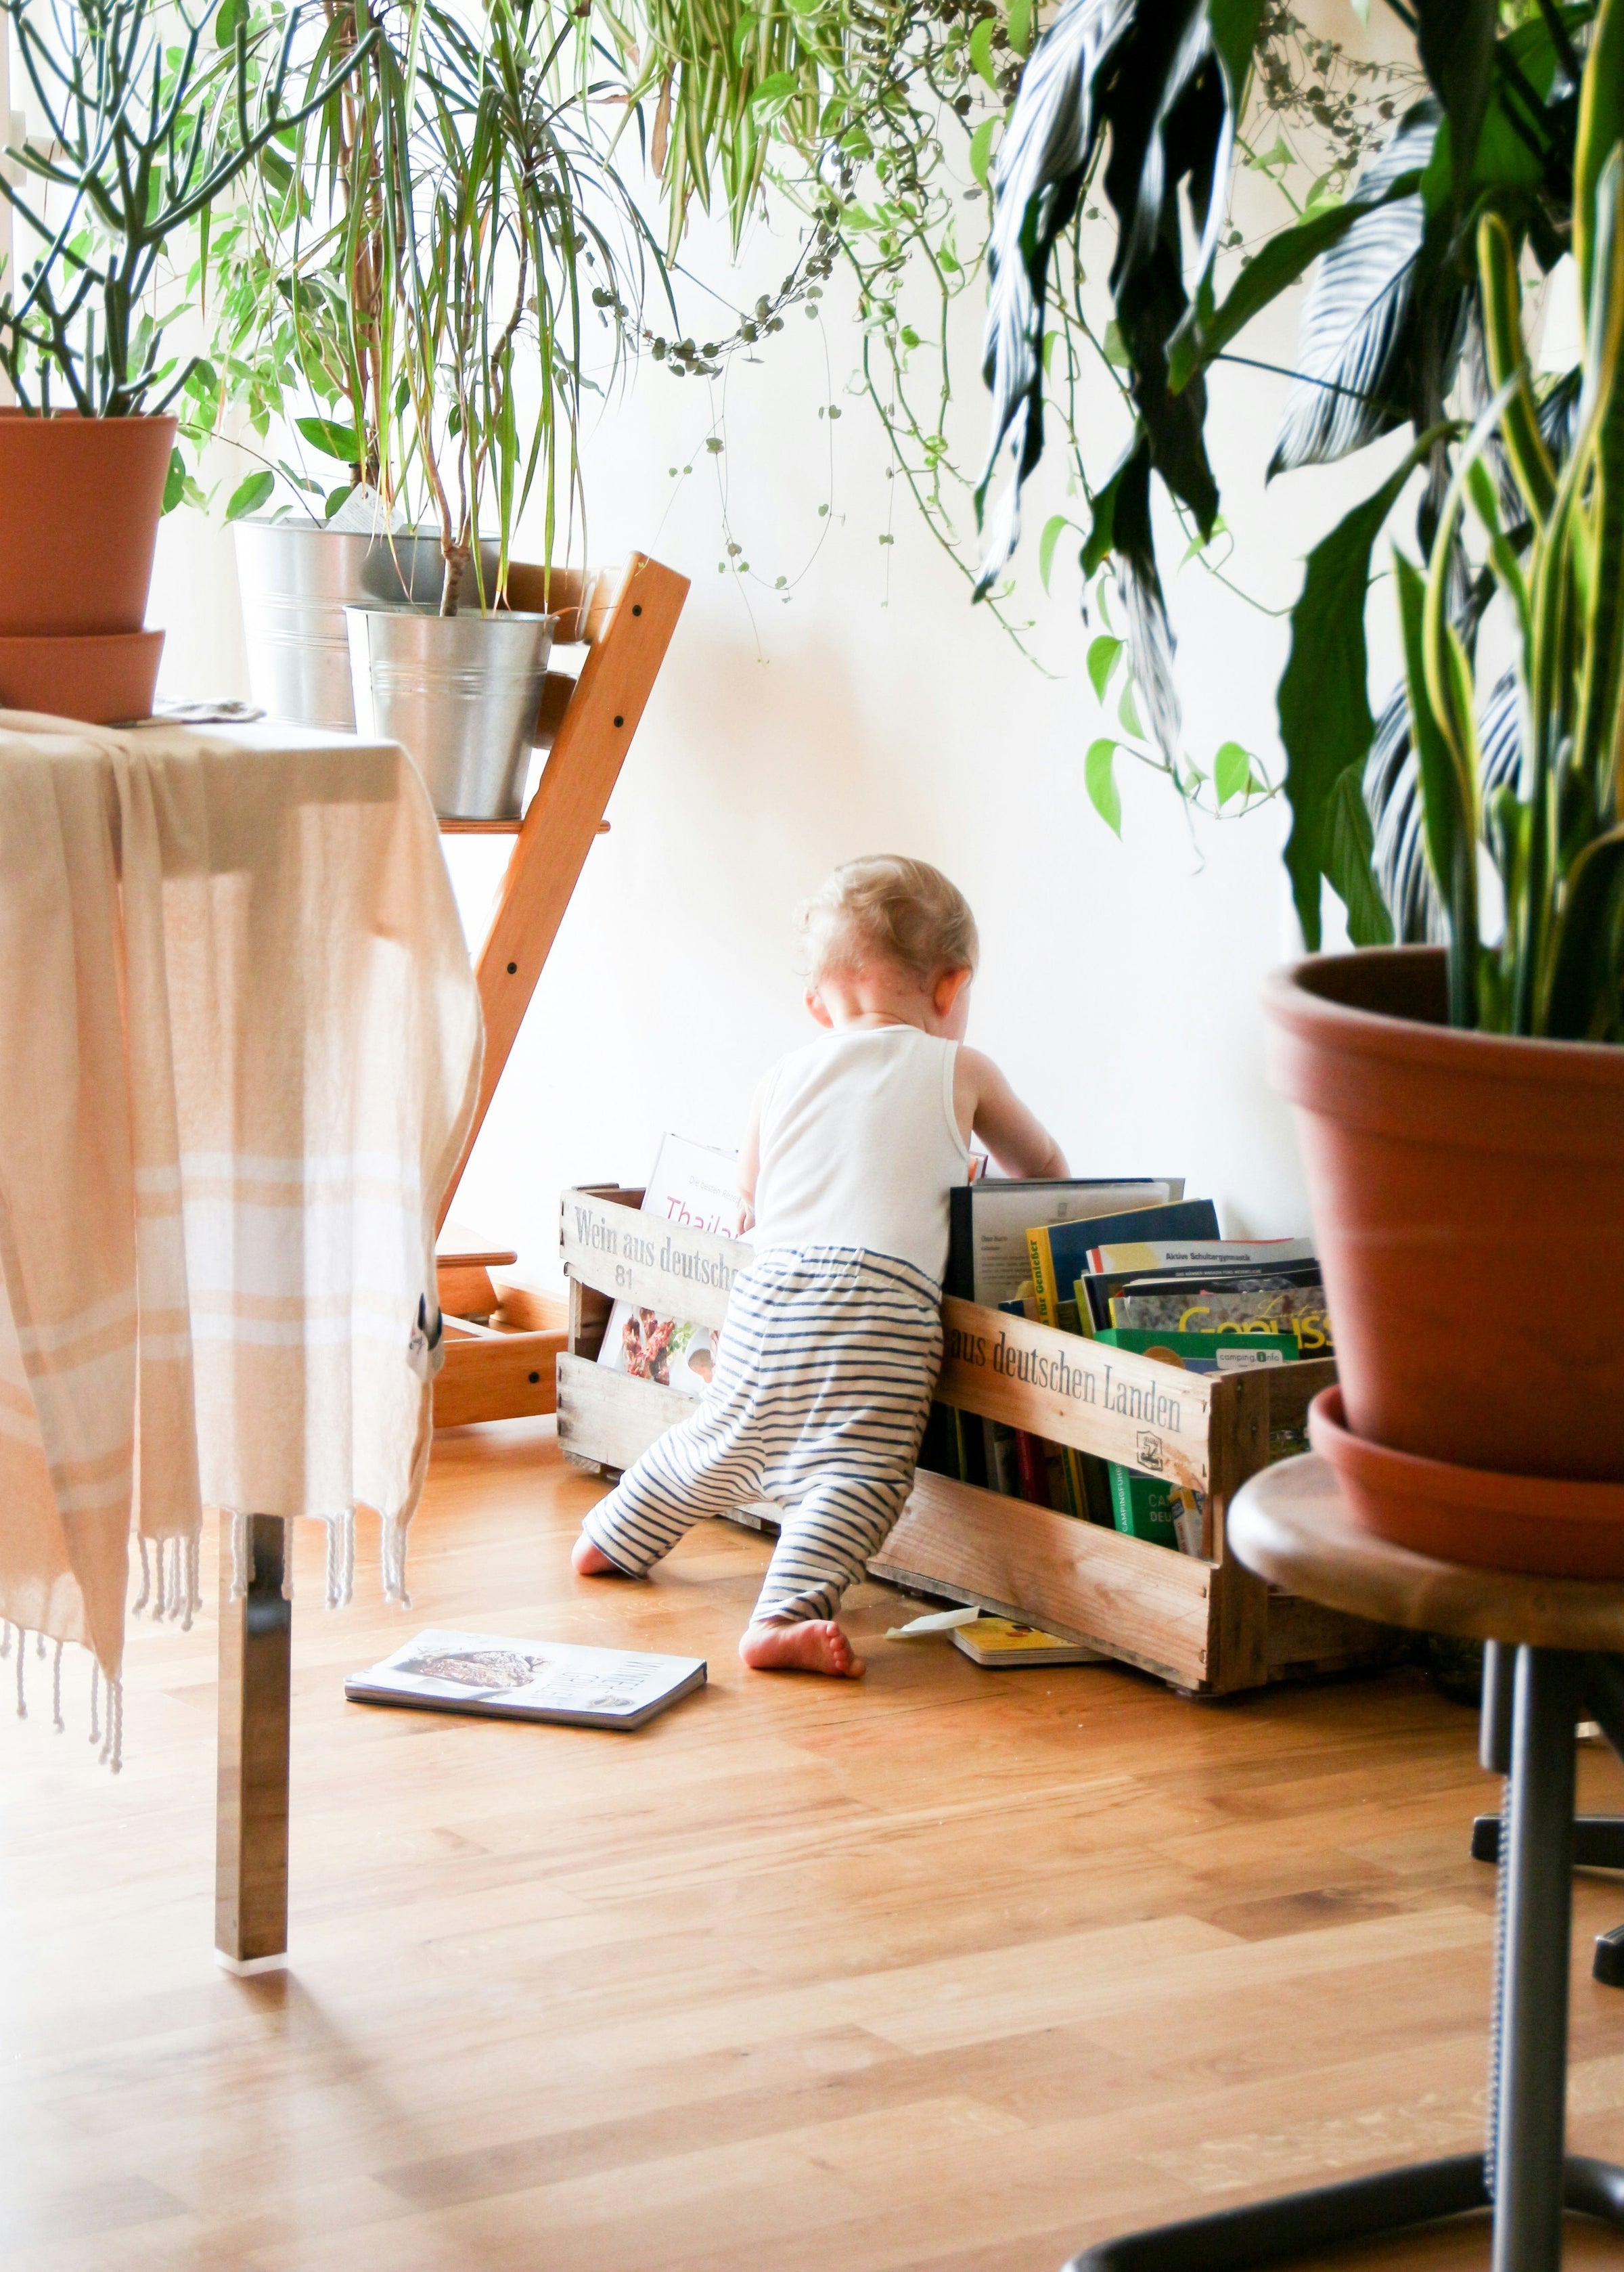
[346,1630,707,1729]
[597,1133,742,1396]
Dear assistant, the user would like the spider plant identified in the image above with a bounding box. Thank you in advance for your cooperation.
[194,1,658,609]
[380,0,656,614]
[1397,20,1624,1042]
[0,0,368,415]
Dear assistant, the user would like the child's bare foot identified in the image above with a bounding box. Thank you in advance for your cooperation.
[739,1620,865,1678]
[572,1533,630,1577]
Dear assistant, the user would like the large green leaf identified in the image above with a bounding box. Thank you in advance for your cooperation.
[975,0,1141,581]
[1278,445,1436,948]
[1170,166,1423,397]
[1271,103,1446,476]
[1576,0,1624,315]
[977,0,1240,577]
[1415,0,1497,198]
[1324,761,1395,946]
[1396,547,1478,1022]
[1110,437,1183,765]
[1543,827,1624,1035]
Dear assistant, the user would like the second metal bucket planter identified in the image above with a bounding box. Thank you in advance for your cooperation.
[233,521,499,732]
[345,604,556,821]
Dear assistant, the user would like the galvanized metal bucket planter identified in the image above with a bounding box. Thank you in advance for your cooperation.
[345,604,556,821]
[233,521,497,732]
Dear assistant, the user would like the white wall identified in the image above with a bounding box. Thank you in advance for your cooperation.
[148,21,1416,1288]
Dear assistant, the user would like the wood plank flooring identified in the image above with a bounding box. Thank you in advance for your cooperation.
[4,1419,1624,2269]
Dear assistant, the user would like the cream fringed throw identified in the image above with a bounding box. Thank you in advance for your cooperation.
[0,716,483,1764]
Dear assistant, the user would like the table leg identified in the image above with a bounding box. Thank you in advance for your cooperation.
[1492,1647,1577,2272]
[215,1513,291,1974]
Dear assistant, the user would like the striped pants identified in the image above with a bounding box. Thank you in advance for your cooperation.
[582,1246,943,1625]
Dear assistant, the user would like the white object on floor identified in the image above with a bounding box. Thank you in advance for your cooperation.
[215,1949,288,1976]
[884,1605,981,1640]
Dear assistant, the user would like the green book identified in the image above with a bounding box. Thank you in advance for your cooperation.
[1096,1328,1301,1554]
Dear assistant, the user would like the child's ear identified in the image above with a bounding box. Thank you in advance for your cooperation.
[805,986,834,1028]
[933,966,973,1017]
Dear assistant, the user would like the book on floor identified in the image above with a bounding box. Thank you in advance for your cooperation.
[345,1630,707,1729]
[595,1132,740,1397]
[951,1618,1104,1667]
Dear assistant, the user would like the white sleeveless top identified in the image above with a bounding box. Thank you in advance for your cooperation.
[750,1025,971,1285]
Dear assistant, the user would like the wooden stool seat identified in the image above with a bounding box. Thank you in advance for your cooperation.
[1228,1453,1624,1653]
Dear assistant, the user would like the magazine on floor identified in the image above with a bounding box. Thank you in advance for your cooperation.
[346,1630,707,1729]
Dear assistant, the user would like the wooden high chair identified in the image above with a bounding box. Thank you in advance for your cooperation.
[430,554,690,1424]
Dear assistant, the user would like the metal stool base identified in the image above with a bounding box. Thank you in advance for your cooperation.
[1065,1646,1624,2271]
[1063,2153,1624,2271]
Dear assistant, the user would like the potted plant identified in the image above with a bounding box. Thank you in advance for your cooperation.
[202,1,641,782]
[1264,6,1624,1568]
[0,0,363,721]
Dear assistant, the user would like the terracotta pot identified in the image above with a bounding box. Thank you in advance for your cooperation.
[0,411,176,634]
[1309,1385,1624,1578]
[0,630,164,723]
[1264,945,1624,1486]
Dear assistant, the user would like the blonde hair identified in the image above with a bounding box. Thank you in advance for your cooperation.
[799,856,979,987]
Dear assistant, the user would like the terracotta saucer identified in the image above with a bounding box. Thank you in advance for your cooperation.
[0,629,164,723]
[1309,1385,1624,1580]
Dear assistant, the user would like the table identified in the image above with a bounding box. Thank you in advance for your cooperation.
[1065,1452,1624,2272]
[0,715,481,1973]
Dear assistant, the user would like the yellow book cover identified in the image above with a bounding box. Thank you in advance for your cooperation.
[1022,1231,1085,1518]
[952,1618,1104,1667]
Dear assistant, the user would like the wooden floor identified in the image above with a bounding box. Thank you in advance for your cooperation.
[5,1422,1624,2270]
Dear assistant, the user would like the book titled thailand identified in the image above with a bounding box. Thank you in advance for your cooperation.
[597,1132,742,1397]
[345,1630,707,1730]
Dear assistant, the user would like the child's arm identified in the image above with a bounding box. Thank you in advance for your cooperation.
[954,1048,1068,1179]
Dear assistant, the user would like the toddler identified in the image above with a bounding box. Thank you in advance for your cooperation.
[572,856,1066,1676]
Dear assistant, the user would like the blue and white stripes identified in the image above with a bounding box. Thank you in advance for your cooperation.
[583,1245,943,1625]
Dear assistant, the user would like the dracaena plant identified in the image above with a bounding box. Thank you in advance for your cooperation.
[0,0,366,416]
[185,1,658,611]
[1398,82,1624,1041]
[972,0,1606,943]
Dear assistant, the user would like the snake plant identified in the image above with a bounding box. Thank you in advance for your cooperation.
[1397,1,1624,1040]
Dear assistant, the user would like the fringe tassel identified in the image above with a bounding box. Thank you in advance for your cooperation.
[89,1663,99,1747]
[14,1629,24,1719]
[181,1533,199,1630]
[133,1536,152,1613]
[99,1673,122,1773]
[381,1511,411,1609]
[227,1510,252,1604]
[324,1509,359,1610]
[51,1640,64,1733]
[1,1620,11,1659]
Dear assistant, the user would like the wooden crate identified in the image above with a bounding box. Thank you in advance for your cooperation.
[556,1186,1395,1695]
